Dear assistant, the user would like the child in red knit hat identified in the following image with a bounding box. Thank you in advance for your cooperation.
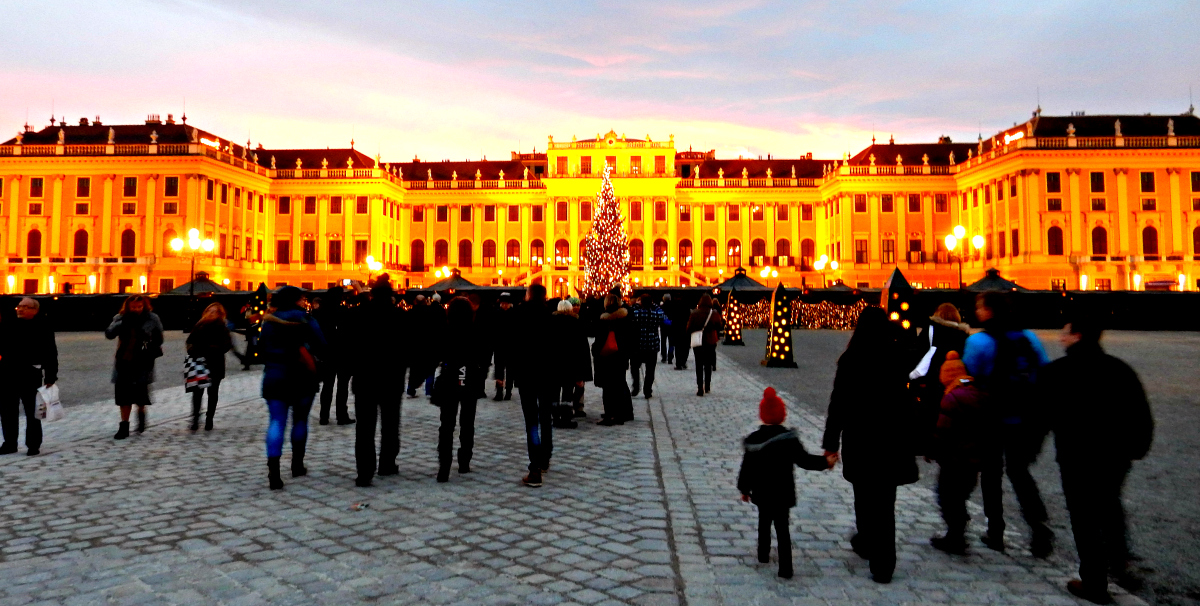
[737,387,832,578]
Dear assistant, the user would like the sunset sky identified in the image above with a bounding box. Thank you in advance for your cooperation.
[2,0,1197,161]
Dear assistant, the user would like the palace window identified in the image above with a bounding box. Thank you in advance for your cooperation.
[1090,171,1105,192]
[459,240,473,266]
[1192,171,1200,192]
[206,179,214,200]
[961,192,968,210]
[30,177,44,198]
[508,205,520,222]
[1092,198,1107,211]
[76,177,91,198]
[1046,172,1061,193]
[776,239,790,262]
[881,239,895,264]
[986,234,993,259]
[998,232,1006,258]
[302,240,316,264]
[304,196,317,214]
[629,239,644,268]
[123,177,138,198]
[750,239,766,266]
[703,239,717,267]
[655,200,666,221]
[679,239,693,268]
[1194,198,1200,211]
[482,240,496,267]
[411,241,425,271]
[278,196,291,214]
[1142,198,1157,211]
[1011,229,1020,257]
[1142,226,1159,260]
[556,201,568,222]
[1095,279,1112,291]
[461,205,472,222]
[909,239,924,263]
[353,240,368,264]
[506,239,520,266]
[1010,181,1018,198]
[1051,279,1067,291]
[356,196,368,214]
[728,204,740,221]
[76,202,90,215]
[680,204,691,221]
[854,194,867,213]
[631,200,642,221]
[655,156,666,174]
[881,194,894,213]
[1140,171,1155,193]
[73,230,88,257]
[581,156,592,175]
[631,156,641,174]
[1047,198,1062,211]
[26,230,41,257]
[120,230,136,258]
[726,239,740,267]
[984,187,991,204]
[328,196,341,214]
[973,190,979,207]
[581,202,592,221]
[557,156,568,175]
[1047,226,1064,256]
[530,239,545,265]
[705,204,716,221]
[997,182,1004,200]
[164,176,178,197]
[800,239,815,270]
[909,194,921,213]
[411,205,423,222]
[652,239,668,266]
[219,182,227,204]
[935,194,947,213]
[532,205,544,222]
[485,205,495,221]
[802,204,813,221]
[1092,227,1108,256]
[554,239,570,266]
[122,202,136,214]
[606,156,616,172]
[328,240,342,264]
[436,205,448,222]
[854,239,868,264]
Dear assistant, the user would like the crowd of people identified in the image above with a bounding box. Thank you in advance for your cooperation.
[0,283,1155,604]
[738,292,1154,604]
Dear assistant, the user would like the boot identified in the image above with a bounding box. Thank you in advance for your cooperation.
[205,400,216,431]
[458,448,472,474]
[114,421,130,440]
[436,465,451,483]
[493,381,504,401]
[931,533,968,555]
[190,399,201,432]
[291,441,307,477]
[1030,525,1054,559]
[267,457,284,489]
[136,407,146,434]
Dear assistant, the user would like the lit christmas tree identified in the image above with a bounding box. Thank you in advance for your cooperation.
[582,166,631,298]
[763,282,797,367]
[723,286,744,345]
[241,282,270,365]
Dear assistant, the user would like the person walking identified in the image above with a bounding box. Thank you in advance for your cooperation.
[0,298,58,456]
[490,292,517,401]
[664,294,691,370]
[962,292,1053,556]
[433,296,489,482]
[928,351,994,555]
[511,284,556,487]
[1040,315,1154,604]
[185,302,233,431]
[821,306,919,584]
[548,299,592,427]
[629,293,666,399]
[686,294,724,397]
[659,293,674,364]
[910,303,970,456]
[407,294,445,398]
[312,287,354,426]
[593,293,633,426]
[105,295,164,440]
[258,286,325,489]
[351,282,405,487]
[738,387,832,578]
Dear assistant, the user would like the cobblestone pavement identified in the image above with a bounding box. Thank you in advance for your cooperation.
[0,338,1146,605]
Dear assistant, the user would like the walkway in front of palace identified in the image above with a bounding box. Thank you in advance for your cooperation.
[0,343,1141,606]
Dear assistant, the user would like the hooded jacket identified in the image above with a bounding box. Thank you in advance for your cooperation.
[932,379,993,465]
[737,425,829,508]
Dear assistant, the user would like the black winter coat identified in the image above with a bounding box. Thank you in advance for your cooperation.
[407,303,445,369]
[433,316,491,404]
[350,298,406,394]
[912,317,970,454]
[592,307,632,388]
[0,316,59,388]
[548,312,593,384]
[822,346,920,486]
[737,425,829,509]
[1040,341,1154,467]
[511,299,553,386]
[186,320,233,381]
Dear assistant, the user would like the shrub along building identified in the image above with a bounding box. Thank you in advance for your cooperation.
[1,109,1198,296]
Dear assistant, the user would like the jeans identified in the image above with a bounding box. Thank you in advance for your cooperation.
[438,396,477,470]
[852,482,898,579]
[630,352,657,396]
[265,395,313,458]
[1,386,41,450]
[693,344,715,389]
[319,365,352,422]
[1061,462,1132,592]
[355,389,402,480]
[519,384,556,472]
[981,424,1048,536]
[660,330,672,362]
[758,506,792,575]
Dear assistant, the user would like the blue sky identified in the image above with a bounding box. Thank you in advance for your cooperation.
[1,0,1196,159]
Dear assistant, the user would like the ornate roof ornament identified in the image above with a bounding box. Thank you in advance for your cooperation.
[321,158,328,169]
[296,158,302,169]
[58,128,65,144]
[1067,123,1076,137]
[108,128,116,144]
[150,130,158,144]
[791,165,796,178]
[1168,118,1175,136]
[271,156,276,169]
[1114,119,1122,137]
[347,157,354,169]
[949,151,955,165]
[922,153,929,165]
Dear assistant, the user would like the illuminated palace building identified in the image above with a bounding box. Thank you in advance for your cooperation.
[2,109,1200,296]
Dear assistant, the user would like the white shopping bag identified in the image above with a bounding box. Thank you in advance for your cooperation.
[35,384,66,422]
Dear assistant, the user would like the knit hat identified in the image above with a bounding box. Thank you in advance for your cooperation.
[939,351,970,390]
[759,387,786,425]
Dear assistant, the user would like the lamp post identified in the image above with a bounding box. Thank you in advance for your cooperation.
[170,228,215,298]
[944,225,968,289]
[812,254,837,287]
[361,255,384,284]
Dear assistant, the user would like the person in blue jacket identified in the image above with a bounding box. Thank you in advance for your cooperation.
[961,291,1052,557]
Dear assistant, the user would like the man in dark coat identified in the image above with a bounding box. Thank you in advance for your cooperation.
[663,294,691,369]
[406,295,444,398]
[929,351,994,555]
[312,287,354,425]
[1040,315,1154,604]
[512,284,554,487]
[350,283,406,487]
[490,292,517,401]
[629,294,665,398]
[0,298,58,456]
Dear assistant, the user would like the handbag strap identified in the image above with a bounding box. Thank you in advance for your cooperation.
[701,309,713,330]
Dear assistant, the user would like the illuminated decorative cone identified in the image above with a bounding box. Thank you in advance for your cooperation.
[763,282,797,367]
[582,166,632,299]
[723,286,744,345]
[243,282,269,364]
[881,267,915,331]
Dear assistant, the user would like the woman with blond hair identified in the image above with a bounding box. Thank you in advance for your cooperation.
[186,302,233,431]
[104,294,164,439]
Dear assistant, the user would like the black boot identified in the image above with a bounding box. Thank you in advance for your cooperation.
[291,441,307,477]
[190,398,201,432]
[114,421,129,440]
[205,400,216,431]
[458,448,472,474]
[436,465,450,483]
[136,407,146,434]
[267,456,284,489]
[493,382,504,401]
[1030,525,1054,558]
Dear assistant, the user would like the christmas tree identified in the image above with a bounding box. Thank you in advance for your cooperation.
[763,282,797,367]
[723,286,744,345]
[241,282,270,365]
[582,166,631,298]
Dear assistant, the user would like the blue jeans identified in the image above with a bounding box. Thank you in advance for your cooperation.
[266,396,314,458]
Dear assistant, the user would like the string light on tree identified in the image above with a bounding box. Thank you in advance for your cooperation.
[241,282,270,364]
[582,166,632,298]
[723,286,745,345]
[763,283,798,368]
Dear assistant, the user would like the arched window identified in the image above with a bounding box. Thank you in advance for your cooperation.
[458,239,473,267]
[120,229,136,258]
[160,229,175,257]
[727,239,741,267]
[556,201,568,222]
[629,239,644,267]
[73,229,90,258]
[1091,227,1108,256]
[434,239,449,266]
[1046,226,1064,256]
[506,239,521,267]
[679,239,693,268]
[652,239,668,265]
[776,239,791,264]
[1142,226,1159,258]
[800,239,815,271]
[554,239,570,266]
[26,230,41,257]
[482,240,496,267]
[411,240,425,272]
[703,239,717,267]
[530,239,544,265]
[750,238,766,266]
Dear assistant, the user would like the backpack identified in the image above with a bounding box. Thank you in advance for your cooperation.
[988,331,1039,422]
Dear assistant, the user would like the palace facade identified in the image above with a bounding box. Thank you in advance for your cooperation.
[1,110,1198,296]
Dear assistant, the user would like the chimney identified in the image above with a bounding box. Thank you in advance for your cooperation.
[165,113,175,125]
[79,117,89,126]
[146,114,161,125]
[806,152,812,160]
[93,116,102,126]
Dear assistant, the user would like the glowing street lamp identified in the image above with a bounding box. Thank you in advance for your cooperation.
[170,228,216,298]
